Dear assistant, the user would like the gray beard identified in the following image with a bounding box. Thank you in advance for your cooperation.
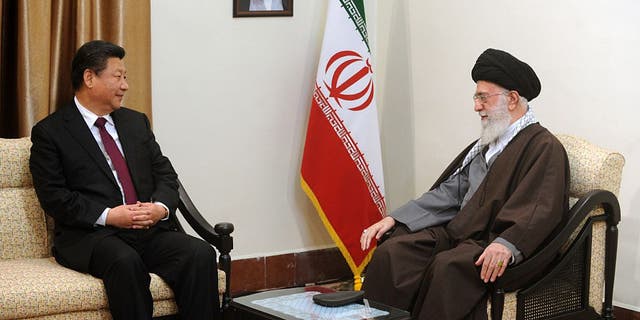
[479,102,511,145]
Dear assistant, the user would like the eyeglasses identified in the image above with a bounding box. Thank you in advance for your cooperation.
[472,92,508,103]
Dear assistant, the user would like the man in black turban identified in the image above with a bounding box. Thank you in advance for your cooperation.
[472,48,541,101]
[360,49,569,320]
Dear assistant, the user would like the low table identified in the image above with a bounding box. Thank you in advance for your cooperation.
[230,287,410,320]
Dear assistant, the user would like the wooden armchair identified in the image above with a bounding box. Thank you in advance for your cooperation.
[489,134,625,320]
[374,134,624,320]
[0,137,233,319]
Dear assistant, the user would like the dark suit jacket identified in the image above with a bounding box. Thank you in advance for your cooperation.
[29,102,179,272]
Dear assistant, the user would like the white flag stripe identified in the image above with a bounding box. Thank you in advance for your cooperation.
[315,1,385,201]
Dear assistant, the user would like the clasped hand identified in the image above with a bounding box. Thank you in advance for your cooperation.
[106,202,166,229]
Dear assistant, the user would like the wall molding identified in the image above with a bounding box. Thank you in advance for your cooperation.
[229,247,351,295]
[614,306,640,320]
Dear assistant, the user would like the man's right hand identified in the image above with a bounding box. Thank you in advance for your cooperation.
[105,204,154,229]
[360,216,396,251]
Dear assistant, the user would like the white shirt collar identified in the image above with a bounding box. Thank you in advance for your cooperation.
[74,96,114,128]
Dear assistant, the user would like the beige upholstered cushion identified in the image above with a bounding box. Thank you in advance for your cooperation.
[486,292,517,320]
[0,137,33,189]
[18,311,113,320]
[0,188,49,260]
[0,138,49,260]
[588,221,606,314]
[0,258,178,320]
[556,134,625,198]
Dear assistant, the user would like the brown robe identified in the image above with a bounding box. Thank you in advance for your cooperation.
[362,123,570,320]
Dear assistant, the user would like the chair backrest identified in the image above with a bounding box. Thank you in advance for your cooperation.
[556,134,625,198]
[556,135,624,315]
[0,137,52,260]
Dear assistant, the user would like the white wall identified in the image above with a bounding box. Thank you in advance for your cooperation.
[151,1,335,258]
[151,0,639,311]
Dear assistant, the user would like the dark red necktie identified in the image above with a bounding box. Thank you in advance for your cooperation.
[95,117,138,204]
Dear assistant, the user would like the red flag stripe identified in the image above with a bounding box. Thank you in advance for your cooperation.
[310,84,386,215]
[301,87,383,269]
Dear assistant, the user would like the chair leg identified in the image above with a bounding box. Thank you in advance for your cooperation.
[602,224,618,320]
[491,288,505,320]
[219,242,232,310]
[214,223,234,311]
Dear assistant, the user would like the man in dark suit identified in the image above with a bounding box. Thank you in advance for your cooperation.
[29,40,220,320]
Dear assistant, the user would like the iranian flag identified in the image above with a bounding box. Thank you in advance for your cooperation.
[300,0,386,289]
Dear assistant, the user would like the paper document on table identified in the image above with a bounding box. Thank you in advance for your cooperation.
[252,291,389,319]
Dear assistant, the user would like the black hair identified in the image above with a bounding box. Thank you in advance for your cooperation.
[71,40,125,91]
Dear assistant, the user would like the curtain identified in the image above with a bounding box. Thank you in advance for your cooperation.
[0,0,151,138]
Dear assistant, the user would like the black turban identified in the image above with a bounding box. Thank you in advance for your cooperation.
[471,48,541,101]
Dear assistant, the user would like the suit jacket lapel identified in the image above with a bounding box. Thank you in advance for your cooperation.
[62,103,119,187]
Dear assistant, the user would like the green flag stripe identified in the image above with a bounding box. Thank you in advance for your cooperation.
[339,0,370,52]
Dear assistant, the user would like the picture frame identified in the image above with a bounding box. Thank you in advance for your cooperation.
[233,0,293,17]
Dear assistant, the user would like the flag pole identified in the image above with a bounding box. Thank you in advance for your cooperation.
[300,0,385,293]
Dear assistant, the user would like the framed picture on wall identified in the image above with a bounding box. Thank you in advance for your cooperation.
[233,0,293,17]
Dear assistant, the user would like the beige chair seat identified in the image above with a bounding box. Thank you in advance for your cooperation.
[0,258,176,319]
[0,257,226,320]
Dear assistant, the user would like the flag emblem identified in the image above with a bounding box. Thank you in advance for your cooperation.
[324,50,375,111]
